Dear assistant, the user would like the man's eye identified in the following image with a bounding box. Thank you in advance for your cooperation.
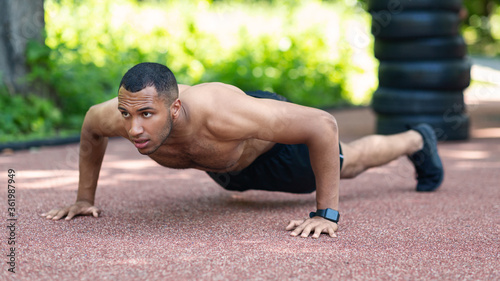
[143,112,152,118]
[121,112,130,118]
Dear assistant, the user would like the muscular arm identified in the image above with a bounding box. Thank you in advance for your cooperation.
[75,107,110,204]
[201,85,340,237]
[42,98,125,220]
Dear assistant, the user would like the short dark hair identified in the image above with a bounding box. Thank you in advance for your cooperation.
[119,62,179,104]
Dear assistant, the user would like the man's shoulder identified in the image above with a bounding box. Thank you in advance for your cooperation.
[183,82,246,99]
[181,83,254,138]
[181,82,248,115]
[87,97,121,122]
[85,97,126,137]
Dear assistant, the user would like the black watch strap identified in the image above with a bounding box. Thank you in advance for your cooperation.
[309,208,340,223]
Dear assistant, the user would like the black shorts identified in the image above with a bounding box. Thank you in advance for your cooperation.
[206,90,344,194]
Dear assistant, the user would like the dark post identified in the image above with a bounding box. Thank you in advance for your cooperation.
[369,0,470,140]
[0,0,45,95]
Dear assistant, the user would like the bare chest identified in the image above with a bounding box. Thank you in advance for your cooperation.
[148,138,245,172]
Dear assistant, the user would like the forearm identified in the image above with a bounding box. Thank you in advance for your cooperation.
[287,131,340,238]
[307,123,340,210]
[310,143,340,210]
[76,130,108,204]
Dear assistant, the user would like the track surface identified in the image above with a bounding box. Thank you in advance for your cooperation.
[1,98,499,281]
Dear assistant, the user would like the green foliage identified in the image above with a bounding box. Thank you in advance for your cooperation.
[10,0,500,143]
[7,0,379,142]
[462,0,500,55]
[40,0,375,106]
[26,39,119,129]
[0,88,67,142]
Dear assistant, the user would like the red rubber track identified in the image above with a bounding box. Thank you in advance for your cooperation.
[1,101,499,281]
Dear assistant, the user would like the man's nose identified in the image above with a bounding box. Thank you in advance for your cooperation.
[129,119,144,136]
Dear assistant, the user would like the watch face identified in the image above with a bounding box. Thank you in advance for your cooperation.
[313,208,340,222]
[325,208,340,221]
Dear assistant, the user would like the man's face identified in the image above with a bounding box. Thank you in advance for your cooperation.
[118,86,172,155]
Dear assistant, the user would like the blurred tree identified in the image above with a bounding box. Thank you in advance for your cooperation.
[464,0,499,16]
[0,0,45,95]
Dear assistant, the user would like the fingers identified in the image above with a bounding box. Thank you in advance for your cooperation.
[41,203,101,221]
[312,226,337,238]
[285,219,305,231]
[287,217,338,239]
[312,226,324,239]
[328,227,337,238]
[91,207,101,218]
[64,205,100,220]
[52,208,70,220]
[65,205,79,221]
[299,224,316,238]
[290,221,309,237]
[41,208,64,220]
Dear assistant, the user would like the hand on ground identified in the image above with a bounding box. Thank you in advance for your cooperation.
[286,216,338,238]
[41,201,101,221]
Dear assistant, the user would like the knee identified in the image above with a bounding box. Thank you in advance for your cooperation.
[340,164,365,179]
[339,143,366,179]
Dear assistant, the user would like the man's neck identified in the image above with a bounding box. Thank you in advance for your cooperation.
[165,102,192,145]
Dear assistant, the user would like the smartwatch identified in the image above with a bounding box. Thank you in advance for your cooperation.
[309,208,340,223]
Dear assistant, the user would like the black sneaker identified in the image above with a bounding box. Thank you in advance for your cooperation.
[408,124,444,192]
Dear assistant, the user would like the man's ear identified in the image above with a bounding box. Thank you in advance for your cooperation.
[170,99,182,119]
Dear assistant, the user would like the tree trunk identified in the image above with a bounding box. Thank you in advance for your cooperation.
[0,0,45,95]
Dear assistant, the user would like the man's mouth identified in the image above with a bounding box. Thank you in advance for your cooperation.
[133,139,150,149]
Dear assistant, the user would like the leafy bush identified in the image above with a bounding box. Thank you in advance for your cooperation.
[6,0,378,142]
[462,1,500,55]
[0,87,66,142]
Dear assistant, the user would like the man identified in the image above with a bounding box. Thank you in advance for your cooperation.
[41,63,443,239]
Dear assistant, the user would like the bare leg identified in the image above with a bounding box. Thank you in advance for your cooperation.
[340,130,423,179]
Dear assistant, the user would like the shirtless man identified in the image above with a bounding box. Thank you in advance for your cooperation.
[41,62,444,238]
